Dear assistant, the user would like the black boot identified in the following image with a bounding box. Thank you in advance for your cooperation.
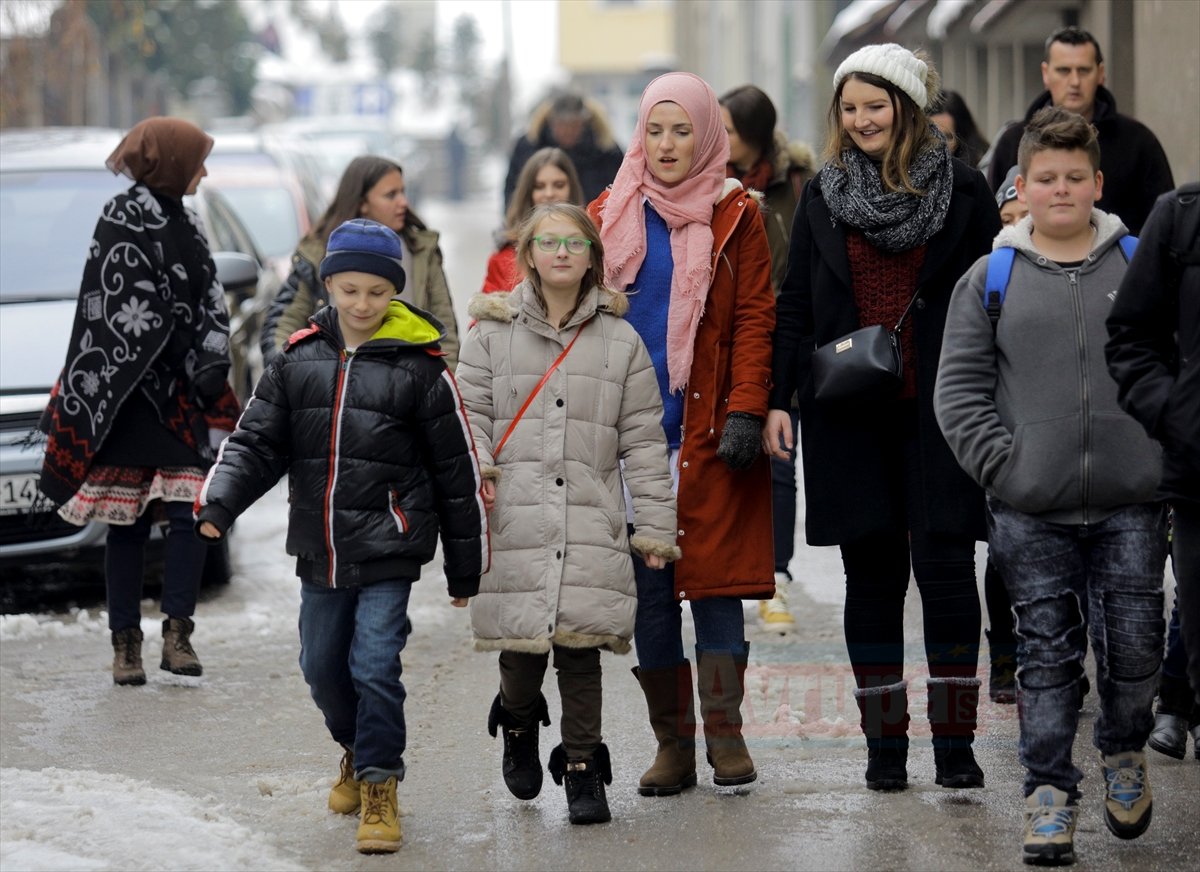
[1148,674,1195,759]
[549,743,612,825]
[853,679,910,791]
[928,677,984,789]
[487,693,551,800]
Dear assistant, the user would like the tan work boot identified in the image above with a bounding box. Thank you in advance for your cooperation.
[111,626,146,686]
[328,746,361,814]
[161,617,202,676]
[356,777,402,853]
[632,662,697,796]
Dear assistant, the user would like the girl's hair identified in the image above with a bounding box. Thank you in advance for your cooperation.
[312,155,425,243]
[504,148,584,240]
[718,84,778,168]
[515,203,605,324]
[930,90,990,167]
[822,50,942,195]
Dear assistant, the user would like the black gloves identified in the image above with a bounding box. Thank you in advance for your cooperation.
[716,411,763,471]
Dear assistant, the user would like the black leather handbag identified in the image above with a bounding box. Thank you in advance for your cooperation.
[811,291,920,403]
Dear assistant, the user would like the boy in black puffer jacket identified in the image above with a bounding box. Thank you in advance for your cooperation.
[195,219,489,855]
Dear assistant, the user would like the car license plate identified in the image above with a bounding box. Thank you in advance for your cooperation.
[0,473,43,515]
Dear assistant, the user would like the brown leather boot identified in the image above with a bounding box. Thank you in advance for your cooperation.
[632,662,697,796]
[696,647,757,786]
[161,617,202,676]
[111,626,146,686]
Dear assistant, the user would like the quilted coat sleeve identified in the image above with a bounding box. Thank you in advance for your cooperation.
[727,198,776,417]
[413,363,489,596]
[195,357,293,537]
[453,324,498,478]
[617,328,680,561]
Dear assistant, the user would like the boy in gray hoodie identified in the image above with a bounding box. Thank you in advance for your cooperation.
[934,107,1167,867]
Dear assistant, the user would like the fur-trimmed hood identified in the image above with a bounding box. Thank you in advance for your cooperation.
[993,208,1128,259]
[468,281,630,325]
[771,132,816,186]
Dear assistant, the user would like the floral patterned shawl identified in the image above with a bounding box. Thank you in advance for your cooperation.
[38,184,237,505]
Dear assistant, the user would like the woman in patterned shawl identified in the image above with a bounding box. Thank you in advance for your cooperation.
[39,117,240,685]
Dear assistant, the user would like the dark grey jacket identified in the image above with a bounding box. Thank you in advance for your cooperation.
[935,210,1162,525]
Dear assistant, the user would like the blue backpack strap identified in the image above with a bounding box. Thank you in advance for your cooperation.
[983,247,1016,335]
[1118,234,1138,261]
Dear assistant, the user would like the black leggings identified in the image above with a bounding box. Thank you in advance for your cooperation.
[841,525,981,687]
[106,500,207,631]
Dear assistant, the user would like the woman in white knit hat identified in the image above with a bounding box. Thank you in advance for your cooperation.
[763,44,1000,791]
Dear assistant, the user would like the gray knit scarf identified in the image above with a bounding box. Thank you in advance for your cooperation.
[820,129,954,253]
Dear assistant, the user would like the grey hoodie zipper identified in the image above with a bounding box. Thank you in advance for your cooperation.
[1066,268,1091,525]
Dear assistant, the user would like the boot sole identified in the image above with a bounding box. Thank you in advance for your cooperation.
[113,675,146,686]
[1105,805,1152,840]
[568,812,612,825]
[1022,845,1075,865]
[161,661,203,676]
[866,777,908,791]
[713,770,757,787]
[938,773,985,789]
[638,772,698,796]
[356,839,402,854]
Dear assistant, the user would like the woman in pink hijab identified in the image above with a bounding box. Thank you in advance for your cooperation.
[587,72,775,796]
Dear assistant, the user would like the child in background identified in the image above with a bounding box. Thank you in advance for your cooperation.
[196,218,488,855]
[457,203,679,825]
[481,148,584,293]
[996,165,1030,226]
[935,107,1167,866]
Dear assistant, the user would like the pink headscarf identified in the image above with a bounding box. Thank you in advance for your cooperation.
[599,72,730,393]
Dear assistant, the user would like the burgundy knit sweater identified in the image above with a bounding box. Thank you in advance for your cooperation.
[846,229,926,399]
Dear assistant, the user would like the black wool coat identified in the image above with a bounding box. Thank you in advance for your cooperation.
[770,160,1001,545]
[1106,183,1200,506]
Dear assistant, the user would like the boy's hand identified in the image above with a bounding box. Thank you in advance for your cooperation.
[199,521,223,540]
[481,480,496,513]
[644,553,667,570]
[450,597,469,608]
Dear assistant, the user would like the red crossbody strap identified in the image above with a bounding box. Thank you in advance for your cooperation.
[494,324,585,459]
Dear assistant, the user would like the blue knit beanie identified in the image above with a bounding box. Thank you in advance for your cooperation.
[320,218,406,292]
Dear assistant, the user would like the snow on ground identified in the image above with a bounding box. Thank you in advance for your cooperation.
[0,768,304,872]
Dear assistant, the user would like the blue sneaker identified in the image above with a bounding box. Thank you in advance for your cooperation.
[1023,785,1077,866]
[1100,751,1153,839]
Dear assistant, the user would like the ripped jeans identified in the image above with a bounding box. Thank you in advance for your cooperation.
[986,499,1168,799]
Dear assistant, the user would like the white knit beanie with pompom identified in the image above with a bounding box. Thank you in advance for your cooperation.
[834,43,930,110]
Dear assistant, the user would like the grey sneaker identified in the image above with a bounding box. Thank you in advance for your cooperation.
[1023,785,1077,866]
[1100,751,1152,840]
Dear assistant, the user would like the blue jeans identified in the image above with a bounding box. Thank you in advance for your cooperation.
[106,500,206,631]
[770,409,800,576]
[632,555,746,668]
[298,579,413,783]
[986,499,1168,799]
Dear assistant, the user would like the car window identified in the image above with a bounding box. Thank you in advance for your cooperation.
[0,170,126,299]
[215,187,302,259]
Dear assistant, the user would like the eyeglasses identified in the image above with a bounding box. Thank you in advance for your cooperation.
[533,235,592,255]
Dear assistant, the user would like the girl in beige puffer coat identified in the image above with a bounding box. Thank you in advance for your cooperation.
[456,204,680,826]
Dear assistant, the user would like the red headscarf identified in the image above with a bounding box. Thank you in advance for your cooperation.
[106,117,213,199]
[599,72,730,393]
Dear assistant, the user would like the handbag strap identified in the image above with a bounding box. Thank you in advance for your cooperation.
[891,288,922,333]
[494,323,585,459]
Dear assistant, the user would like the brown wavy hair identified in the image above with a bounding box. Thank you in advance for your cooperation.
[822,49,942,195]
[504,148,584,242]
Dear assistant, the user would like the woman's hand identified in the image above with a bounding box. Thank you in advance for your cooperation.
[763,409,794,460]
[199,521,222,540]
[644,553,667,570]
[481,480,496,513]
[450,597,469,608]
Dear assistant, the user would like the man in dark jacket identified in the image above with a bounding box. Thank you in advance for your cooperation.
[986,26,1174,233]
[1107,182,1200,710]
[503,91,624,209]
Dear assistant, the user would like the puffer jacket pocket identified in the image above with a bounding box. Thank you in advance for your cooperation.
[1087,412,1162,508]
[989,416,1080,514]
[388,488,409,535]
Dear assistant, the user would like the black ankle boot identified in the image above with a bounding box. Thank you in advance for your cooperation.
[549,743,612,824]
[934,743,985,788]
[865,743,908,791]
[488,693,551,800]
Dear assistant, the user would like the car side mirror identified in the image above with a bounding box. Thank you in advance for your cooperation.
[213,251,259,299]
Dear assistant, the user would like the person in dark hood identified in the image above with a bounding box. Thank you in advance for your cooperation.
[986,26,1174,233]
[503,91,624,209]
